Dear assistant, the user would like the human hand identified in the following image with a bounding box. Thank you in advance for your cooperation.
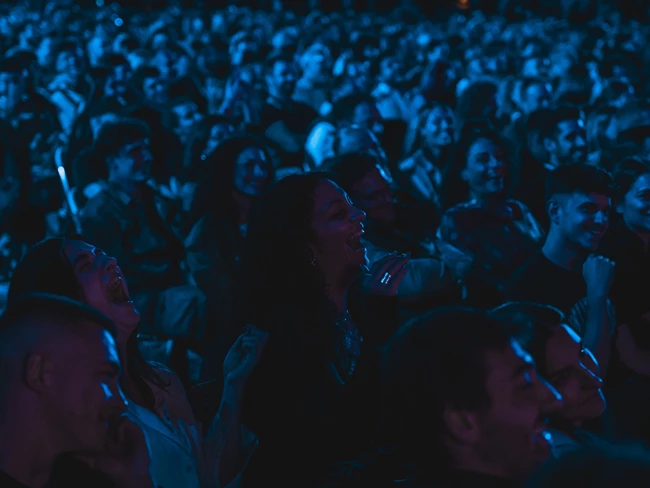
[583,255,615,300]
[159,176,196,212]
[361,252,411,296]
[223,326,268,386]
[435,239,473,282]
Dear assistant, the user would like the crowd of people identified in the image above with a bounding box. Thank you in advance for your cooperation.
[2,0,650,487]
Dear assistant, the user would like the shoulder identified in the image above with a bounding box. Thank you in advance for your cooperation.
[147,362,196,424]
[80,186,117,219]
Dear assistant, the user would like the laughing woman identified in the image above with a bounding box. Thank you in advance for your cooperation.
[236,174,409,487]
[8,235,267,488]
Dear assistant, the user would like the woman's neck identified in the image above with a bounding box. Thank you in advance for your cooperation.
[115,338,144,406]
[624,218,650,251]
[232,191,252,226]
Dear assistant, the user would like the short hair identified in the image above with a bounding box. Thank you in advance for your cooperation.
[263,52,295,76]
[383,307,513,464]
[0,293,117,339]
[539,107,583,141]
[325,152,381,192]
[94,118,151,161]
[545,163,616,204]
[491,302,564,377]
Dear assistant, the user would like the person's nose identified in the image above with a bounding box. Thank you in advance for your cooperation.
[350,207,366,222]
[253,162,267,177]
[103,256,118,272]
[579,362,604,389]
[538,377,564,415]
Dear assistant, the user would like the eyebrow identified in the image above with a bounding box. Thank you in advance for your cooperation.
[320,198,345,212]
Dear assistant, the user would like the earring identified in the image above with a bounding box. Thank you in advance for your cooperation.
[307,249,317,267]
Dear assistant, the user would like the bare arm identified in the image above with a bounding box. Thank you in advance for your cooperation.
[264,121,302,154]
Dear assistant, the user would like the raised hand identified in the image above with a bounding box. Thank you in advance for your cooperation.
[583,255,615,300]
[362,252,411,296]
[223,326,269,386]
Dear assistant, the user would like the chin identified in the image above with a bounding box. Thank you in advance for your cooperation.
[582,392,607,419]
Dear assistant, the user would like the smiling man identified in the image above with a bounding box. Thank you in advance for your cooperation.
[384,306,561,487]
[506,164,617,377]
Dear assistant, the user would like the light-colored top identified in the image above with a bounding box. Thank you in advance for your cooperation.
[127,400,202,488]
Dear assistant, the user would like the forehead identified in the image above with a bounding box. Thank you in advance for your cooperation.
[64,240,96,258]
[468,137,500,154]
[237,146,266,160]
[527,82,549,94]
[313,179,346,211]
[272,60,295,74]
[629,173,650,193]
[58,323,117,365]
[173,102,197,113]
[485,339,532,384]
[306,43,329,55]
[564,192,610,207]
[428,106,453,119]
[557,118,585,133]
[311,123,335,139]
[352,166,387,190]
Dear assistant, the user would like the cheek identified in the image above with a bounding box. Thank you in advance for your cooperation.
[314,224,347,252]
[78,278,105,307]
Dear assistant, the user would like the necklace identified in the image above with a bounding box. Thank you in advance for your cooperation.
[335,310,363,377]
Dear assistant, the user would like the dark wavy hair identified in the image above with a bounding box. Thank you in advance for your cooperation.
[439,120,511,209]
[235,173,337,354]
[8,235,166,410]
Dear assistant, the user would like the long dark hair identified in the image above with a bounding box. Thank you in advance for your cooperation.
[439,121,510,210]
[235,173,337,354]
[189,134,274,230]
[8,235,166,411]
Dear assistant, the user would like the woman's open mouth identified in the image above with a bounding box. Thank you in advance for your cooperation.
[106,275,132,304]
[346,231,365,253]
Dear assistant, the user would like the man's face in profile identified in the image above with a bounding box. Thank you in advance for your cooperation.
[469,339,558,479]
[44,326,125,453]
[554,192,610,252]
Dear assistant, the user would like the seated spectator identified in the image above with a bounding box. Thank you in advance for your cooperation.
[0,293,151,488]
[383,306,562,487]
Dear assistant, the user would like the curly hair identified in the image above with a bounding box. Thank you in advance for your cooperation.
[439,121,511,209]
[235,173,338,355]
